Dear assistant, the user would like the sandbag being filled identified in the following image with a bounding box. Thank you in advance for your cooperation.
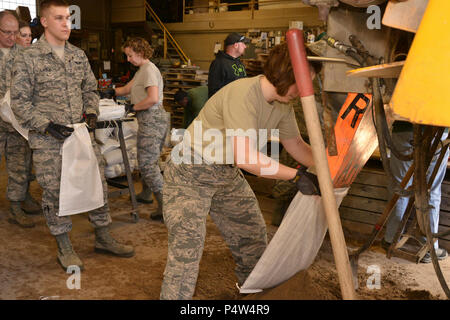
[239,187,349,294]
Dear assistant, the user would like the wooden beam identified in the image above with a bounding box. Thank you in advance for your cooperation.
[346,61,405,79]
[382,0,428,33]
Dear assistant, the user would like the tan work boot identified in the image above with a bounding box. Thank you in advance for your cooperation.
[55,233,84,271]
[21,192,42,215]
[150,191,163,222]
[8,201,35,228]
[136,180,153,204]
[94,226,135,257]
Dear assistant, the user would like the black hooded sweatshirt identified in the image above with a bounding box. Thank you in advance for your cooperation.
[207,50,247,98]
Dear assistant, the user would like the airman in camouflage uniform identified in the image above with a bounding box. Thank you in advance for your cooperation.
[160,43,320,300]
[271,79,324,226]
[160,160,267,300]
[10,3,134,271]
[114,37,169,221]
[0,11,40,229]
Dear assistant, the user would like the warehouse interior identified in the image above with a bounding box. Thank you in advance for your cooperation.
[0,0,449,301]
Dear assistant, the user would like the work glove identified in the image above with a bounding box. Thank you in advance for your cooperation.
[84,113,97,130]
[291,165,321,196]
[125,103,135,114]
[99,88,115,99]
[45,122,74,141]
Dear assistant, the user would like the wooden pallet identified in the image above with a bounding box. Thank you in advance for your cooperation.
[161,66,209,129]
[340,165,450,251]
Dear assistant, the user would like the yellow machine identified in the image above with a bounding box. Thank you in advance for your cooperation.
[390,0,450,127]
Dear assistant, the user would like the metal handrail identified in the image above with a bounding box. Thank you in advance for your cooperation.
[184,0,303,21]
[145,2,190,64]
[184,0,299,10]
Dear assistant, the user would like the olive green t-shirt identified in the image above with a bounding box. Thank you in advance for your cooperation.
[183,75,300,164]
[131,60,163,106]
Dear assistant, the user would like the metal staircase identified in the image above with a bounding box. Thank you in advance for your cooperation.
[145,2,190,65]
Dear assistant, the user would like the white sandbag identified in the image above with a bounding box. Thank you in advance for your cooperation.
[0,90,29,140]
[104,164,123,179]
[59,123,104,216]
[98,99,125,121]
[95,127,115,144]
[100,138,120,154]
[99,98,117,107]
[104,161,138,179]
[119,119,138,139]
[103,148,123,166]
[239,187,349,294]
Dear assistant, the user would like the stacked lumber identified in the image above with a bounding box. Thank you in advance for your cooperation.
[242,52,269,77]
[161,67,208,128]
[340,165,450,251]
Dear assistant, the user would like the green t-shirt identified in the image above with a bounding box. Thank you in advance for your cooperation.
[183,85,208,128]
[181,75,300,164]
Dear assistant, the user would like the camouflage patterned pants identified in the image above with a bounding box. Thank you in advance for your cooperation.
[160,159,267,300]
[137,107,169,193]
[0,129,32,202]
[31,132,111,236]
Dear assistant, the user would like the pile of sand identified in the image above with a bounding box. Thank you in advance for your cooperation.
[243,270,338,300]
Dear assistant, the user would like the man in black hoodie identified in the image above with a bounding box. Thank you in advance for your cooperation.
[207,32,250,98]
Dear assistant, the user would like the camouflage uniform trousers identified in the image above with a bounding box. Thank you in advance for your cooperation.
[137,106,170,193]
[31,131,111,236]
[0,120,33,202]
[160,158,267,300]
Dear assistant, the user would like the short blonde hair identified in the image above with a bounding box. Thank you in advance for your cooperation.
[122,37,154,60]
[39,0,69,17]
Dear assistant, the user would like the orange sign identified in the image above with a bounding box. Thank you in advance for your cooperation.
[328,93,378,188]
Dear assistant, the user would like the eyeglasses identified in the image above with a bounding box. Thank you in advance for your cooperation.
[0,28,19,37]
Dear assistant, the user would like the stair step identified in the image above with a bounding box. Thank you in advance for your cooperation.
[144,5,190,65]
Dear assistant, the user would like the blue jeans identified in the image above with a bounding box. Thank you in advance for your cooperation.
[384,130,449,249]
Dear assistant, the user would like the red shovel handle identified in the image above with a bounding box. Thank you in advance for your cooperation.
[286,29,314,98]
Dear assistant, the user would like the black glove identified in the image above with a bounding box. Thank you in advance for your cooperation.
[45,122,74,141]
[291,166,321,196]
[99,88,115,99]
[125,103,135,113]
[84,113,97,129]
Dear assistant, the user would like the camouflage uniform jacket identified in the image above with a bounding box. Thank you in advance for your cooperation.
[0,44,22,133]
[10,35,99,148]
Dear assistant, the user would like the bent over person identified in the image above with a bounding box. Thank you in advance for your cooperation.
[160,43,321,299]
[10,0,134,271]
